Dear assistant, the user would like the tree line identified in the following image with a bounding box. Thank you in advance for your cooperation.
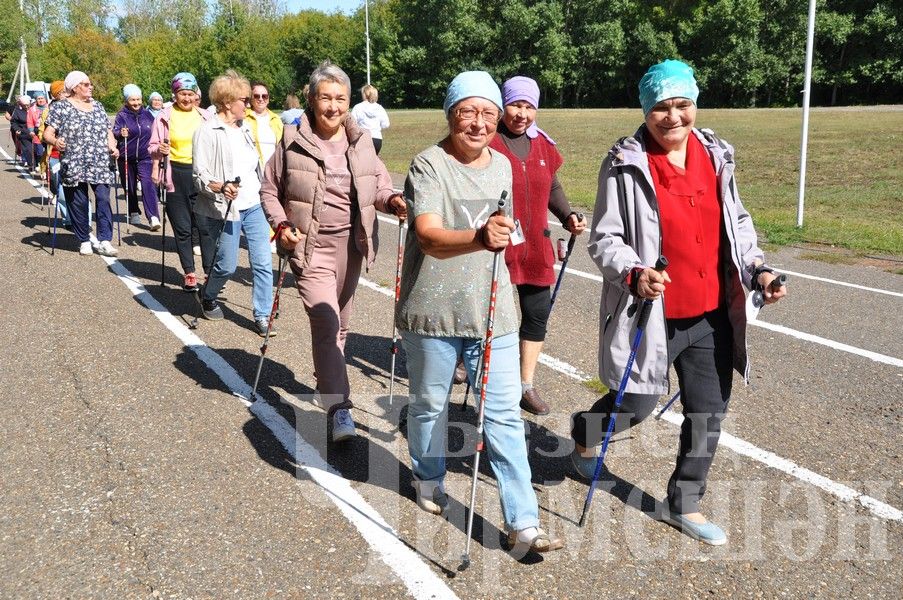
[2,0,899,111]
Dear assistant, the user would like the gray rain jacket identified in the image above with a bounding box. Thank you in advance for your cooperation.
[588,126,766,395]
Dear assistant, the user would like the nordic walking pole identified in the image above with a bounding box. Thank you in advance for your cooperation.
[387,213,406,407]
[188,176,241,330]
[109,154,121,246]
[579,255,669,528]
[158,140,170,286]
[460,191,508,571]
[249,243,294,402]
[123,128,130,235]
[549,212,584,312]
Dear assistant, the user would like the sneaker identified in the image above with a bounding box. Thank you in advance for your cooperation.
[192,245,201,256]
[255,318,277,337]
[202,299,224,320]
[89,233,101,251]
[659,509,727,546]
[96,240,119,257]
[570,446,602,480]
[79,241,93,255]
[149,216,162,231]
[331,408,357,442]
[129,212,142,225]
[412,480,448,516]
[182,272,199,292]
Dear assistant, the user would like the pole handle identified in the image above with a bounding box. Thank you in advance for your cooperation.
[769,273,787,292]
[636,256,668,330]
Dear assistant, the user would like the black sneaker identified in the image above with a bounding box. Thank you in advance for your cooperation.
[202,299,224,320]
[255,318,276,337]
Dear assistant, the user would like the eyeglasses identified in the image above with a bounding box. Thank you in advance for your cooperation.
[253,93,269,100]
[454,106,500,124]
[79,82,94,88]
[237,97,249,104]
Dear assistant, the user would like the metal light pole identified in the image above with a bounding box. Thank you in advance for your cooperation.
[796,0,817,228]
[364,0,371,85]
[5,0,30,102]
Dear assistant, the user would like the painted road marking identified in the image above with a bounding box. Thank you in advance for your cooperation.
[358,275,903,523]
[95,255,459,600]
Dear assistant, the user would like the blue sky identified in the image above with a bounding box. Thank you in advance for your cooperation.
[285,0,362,14]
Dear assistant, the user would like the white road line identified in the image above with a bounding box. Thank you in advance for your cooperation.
[374,216,902,365]
[358,275,903,523]
[376,215,903,295]
[98,256,459,600]
[751,320,903,367]
[777,268,903,298]
[0,145,53,199]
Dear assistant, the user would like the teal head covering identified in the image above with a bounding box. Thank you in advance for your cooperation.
[638,59,699,116]
[171,72,199,94]
[122,84,142,101]
[443,71,503,115]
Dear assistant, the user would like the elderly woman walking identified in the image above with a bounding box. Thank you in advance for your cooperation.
[488,76,586,416]
[149,73,211,290]
[572,60,786,545]
[42,71,120,257]
[114,84,161,230]
[262,61,405,442]
[193,70,275,336]
[397,71,564,555]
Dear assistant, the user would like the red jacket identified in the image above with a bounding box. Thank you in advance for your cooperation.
[489,133,563,286]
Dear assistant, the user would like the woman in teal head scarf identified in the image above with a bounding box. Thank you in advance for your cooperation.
[573,59,786,546]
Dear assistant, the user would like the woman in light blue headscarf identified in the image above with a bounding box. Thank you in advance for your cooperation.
[397,70,564,556]
[573,59,786,546]
[147,92,164,118]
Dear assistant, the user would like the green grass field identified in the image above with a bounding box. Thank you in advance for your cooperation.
[380,107,903,258]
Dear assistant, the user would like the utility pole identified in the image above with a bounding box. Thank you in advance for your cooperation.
[796,0,816,228]
[364,0,371,85]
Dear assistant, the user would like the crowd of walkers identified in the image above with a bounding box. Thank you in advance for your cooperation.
[13,58,786,558]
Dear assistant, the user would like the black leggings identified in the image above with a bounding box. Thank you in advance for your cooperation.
[571,308,734,514]
[517,284,551,342]
[166,162,207,274]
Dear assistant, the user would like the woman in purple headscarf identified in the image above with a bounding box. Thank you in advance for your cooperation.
[487,76,586,416]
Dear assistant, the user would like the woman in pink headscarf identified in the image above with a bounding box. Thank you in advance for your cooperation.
[487,76,586,416]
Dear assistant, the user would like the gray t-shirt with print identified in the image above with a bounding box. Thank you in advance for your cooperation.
[396,143,516,339]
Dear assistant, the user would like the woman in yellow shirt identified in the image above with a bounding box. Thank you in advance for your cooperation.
[149,73,211,291]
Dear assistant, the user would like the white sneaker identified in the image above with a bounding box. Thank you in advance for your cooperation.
[149,216,162,231]
[128,212,142,225]
[79,241,93,255]
[97,240,119,257]
[89,233,100,251]
[331,409,356,442]
[192,245,201,256]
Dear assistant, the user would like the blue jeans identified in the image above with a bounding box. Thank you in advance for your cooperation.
[401,331,539,532]
[65,183,111,243]
[199,203,274,320]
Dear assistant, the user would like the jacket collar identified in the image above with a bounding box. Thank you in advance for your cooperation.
[609,125,734,177]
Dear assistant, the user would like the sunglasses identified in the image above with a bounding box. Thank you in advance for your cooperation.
[253,93,269,100]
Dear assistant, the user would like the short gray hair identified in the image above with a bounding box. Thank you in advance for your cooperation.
[307,61,351,101]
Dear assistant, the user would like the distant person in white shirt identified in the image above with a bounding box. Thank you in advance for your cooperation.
[350,84,389,155]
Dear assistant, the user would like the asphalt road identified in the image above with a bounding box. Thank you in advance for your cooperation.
[1,128,901,599]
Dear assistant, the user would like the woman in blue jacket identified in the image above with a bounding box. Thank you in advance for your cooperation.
[113,84,161,230]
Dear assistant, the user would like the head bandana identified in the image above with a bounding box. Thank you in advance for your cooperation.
[49,80,65,99]
[501,76,555,144]
[64,71,89,93]
[123,84,142,101]
[443,71,502,116]
[18,94,32,106]
[148,92,163,102]
[171,72,199,94]
[638,59,699,116]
